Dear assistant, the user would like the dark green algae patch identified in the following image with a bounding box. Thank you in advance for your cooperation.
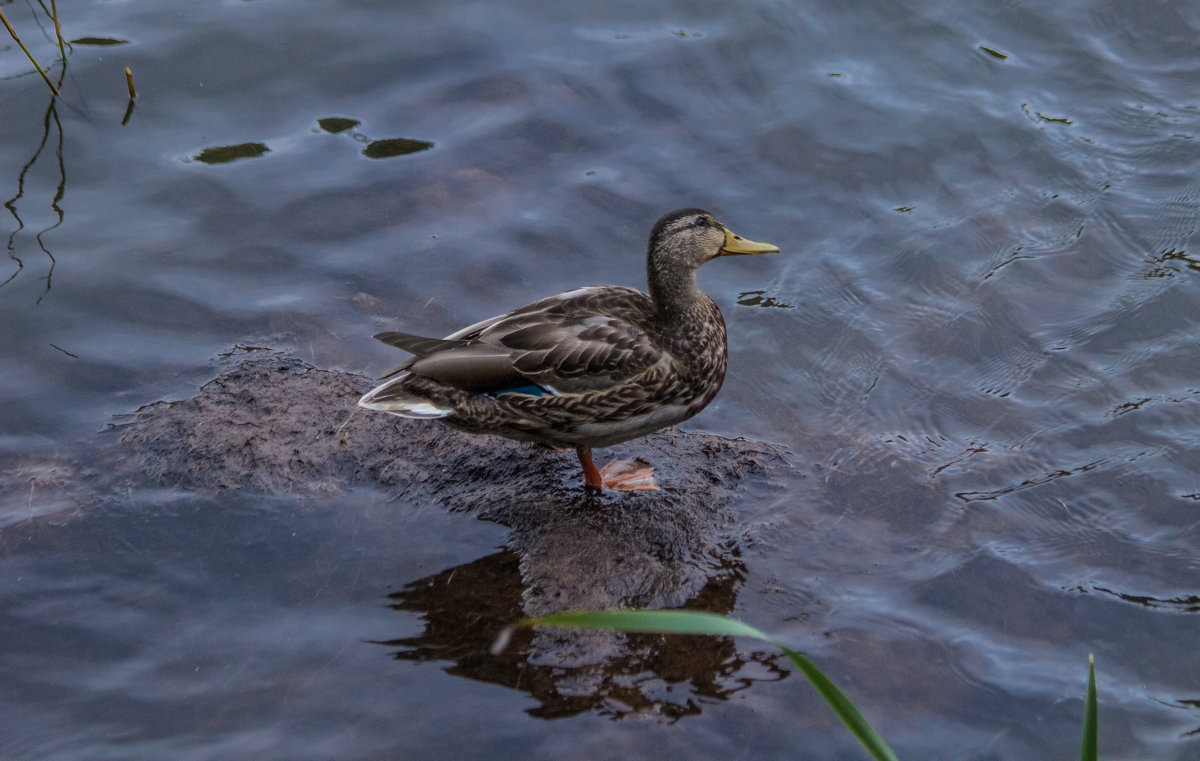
[316,116,434,157]
[362,137,434,158]
[191,142,270,164]
[189,120,433,165]
[70,37,129,46]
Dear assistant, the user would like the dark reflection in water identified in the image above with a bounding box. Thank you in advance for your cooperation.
[377,549,787,721]
[1146,246,1200,278]
[737,289,793,309]
[1092,587,1200,613]
[954,458,1106,501]
[1167,700,1200,739]
[2,89,64,300]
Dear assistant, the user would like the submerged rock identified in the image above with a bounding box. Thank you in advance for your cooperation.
[116,350,787,614]
[3,348,790,715]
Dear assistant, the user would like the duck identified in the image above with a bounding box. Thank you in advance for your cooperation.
[358,208,780,490]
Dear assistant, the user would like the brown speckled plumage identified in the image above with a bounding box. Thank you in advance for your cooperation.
[358,208,779,488]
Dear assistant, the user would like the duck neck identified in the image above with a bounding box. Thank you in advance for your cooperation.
[648,259,707,324]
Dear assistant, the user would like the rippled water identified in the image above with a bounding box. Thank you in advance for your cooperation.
[2,0,1198,758]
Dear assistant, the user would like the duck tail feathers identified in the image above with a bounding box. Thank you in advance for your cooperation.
[357,373,452,418]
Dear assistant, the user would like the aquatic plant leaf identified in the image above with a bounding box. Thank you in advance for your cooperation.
[70,37,128,46]
[502,609,900,761]
[1081,654,1098,761]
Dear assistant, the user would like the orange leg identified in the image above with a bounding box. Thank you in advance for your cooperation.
[574,447,659,491]
[576,446,604,488]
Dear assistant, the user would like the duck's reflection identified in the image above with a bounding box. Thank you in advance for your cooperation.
[374,549,788,721]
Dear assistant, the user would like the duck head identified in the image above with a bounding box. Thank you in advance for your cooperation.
[647,208,779,273]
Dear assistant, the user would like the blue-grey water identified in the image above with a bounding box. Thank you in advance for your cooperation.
[2,0,1198,759]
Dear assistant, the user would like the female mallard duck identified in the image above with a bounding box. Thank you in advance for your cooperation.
[359,208,779,490]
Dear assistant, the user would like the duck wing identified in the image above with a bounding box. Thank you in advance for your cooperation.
[375,286,663,395]
[372,332,529,391]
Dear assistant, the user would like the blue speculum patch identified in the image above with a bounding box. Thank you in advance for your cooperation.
[492,384,550,398]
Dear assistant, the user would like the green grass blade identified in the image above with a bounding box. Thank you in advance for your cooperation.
[1081,654,1097,761]
[508,609,899,761]
[776,643,898,761]
[519,608,773,639]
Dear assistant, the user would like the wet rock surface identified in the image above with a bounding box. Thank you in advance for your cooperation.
[110,349,788,617]
[108,349,791,702]
[1,348,790,709]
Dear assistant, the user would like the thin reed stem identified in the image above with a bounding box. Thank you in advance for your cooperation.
[0,7,60,96]
[49,0,65,61]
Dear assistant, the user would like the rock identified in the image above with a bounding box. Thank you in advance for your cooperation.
[115,349,788,615]
[2,347,792,713]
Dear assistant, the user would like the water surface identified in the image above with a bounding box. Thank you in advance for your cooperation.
[2,0,1198,758]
